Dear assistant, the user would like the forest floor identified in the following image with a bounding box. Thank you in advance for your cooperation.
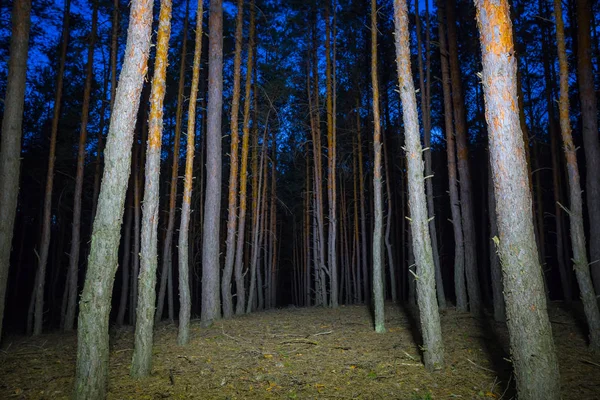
[0,303,599,399]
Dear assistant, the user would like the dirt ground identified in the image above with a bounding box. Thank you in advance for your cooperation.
[0,303,598,399]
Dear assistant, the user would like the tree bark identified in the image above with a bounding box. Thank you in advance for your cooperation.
[393,0,444,370]
[116,191,133,327]
[74,0,153,397]
[0,0,31,340]
[474,1,560,398]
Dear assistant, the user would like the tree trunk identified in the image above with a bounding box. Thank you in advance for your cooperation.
[487,161,505,322]
[201,0,224,326]
[130,136,142,325]
[64,0,98,332]
[474,1,560,398]
[178,0,203,346]
[357,99,369,303]
[554,0,600,351]
[383,131,397,303]
[437,0,466,312]
[222,0,244,318]
[130,0,172,378]
[447,0,481,314]
[74,0,153,396]
[393,0,444,370]
[116,192,133,327]
[0,0,31,340]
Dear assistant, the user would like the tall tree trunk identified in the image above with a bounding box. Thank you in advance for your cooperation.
[0,0,31,340]
[222,0,244,318]
[233,1,255,315]
[130,136,142,324]
[393,0,444,370]
[116,191,133,326]
[357,98,369,303]
[554,0,600,351]
[156,2,189,323]
[487,161,505,322]
[201,0,224,326]
[74,0,153,396]
[352,138,362,303]
[575,0,600,292]
[130,0,172,378]
[383,132,397,303]
[64,0,98,332]
[371,0,385,333]
[474,1,560,398]
[34,0,71,336]
[437,0,466,312]
[178,0,203,346]
[447,0,481,314]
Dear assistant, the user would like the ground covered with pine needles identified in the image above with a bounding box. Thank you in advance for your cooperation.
[0,303,598,399]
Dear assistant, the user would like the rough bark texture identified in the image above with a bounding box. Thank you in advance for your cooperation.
[64,0,98,331]
[474,1,560,398]
[233,1,255,316]
[575,0,600,293]
[446,0,481,314]
[437,0,466,312]
[33,0,71,336]
[74,0,153,397]
[130,0,173,378]
[554,0,600,351]
[178,0,203,345]
[487,165,505,322]
[0,0,31,341]
[393,0,443,371]
[371,0,385,333]
[201,0,223,326]
[222,0,244,319]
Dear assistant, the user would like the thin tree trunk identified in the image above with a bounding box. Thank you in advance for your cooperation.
[487,161,505,322]
[116,192,133,326]
[201,0,224,326]
[130,0,172,378]
[130,136,142,325]
[178,0,203,346]
[383,132,397,303]
[393,0,444,370]
[222,0,244,318]
[352,138,362,304]
[357,99,369,303]
[64,0,98,332]
[554,0,600,351]
[0,0,31,340]
[474,1,560,398]
[74,0,153,396]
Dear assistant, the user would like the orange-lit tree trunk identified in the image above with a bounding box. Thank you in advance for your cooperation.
[393,0,443,370]
[201,0,224,325]
[233,0,256,315]
[474,1,560,398]
[554,0,600,351]
[130,0,173,378]
[64,0,98,332]
[371,0,384,333]
[0,0,31,340]
[575,0,600,292]
[156,0,189,323]
[74,0,153,396]
[437,0,466,312]
[33,0,71,336]
[222,0,244,318]
[447,0,481,314]
[178,0,203,345]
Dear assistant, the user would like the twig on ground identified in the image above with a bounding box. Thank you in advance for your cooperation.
[582,359,600,368]
[466,357,495,373]
[309,330,333,337]
[280,339,318,346]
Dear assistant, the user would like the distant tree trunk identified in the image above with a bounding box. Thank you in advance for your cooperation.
[370,0,385,333]
[487,162,505,322]
[233,0,255,315]
[64,0,98,332]
[222,0,244,319]
[201,0,224,326]
[130,135,142,324]
[156,2,189,323]
[575,0,600,293]
[383,133,397,303]
[305,143,312,306]
[178,0,203,346]
[447,0,481,314]
[325,2,338,308]
[393,0,444,370]
[437,0,466,312]
[116,191,133,327]
[554,0,600,351]
[130,0,172,378]
[0,0,31,341]
[415,0,445,309]
[357,98,369,303]
[33,0,71,336]
[352,139,362,304]
[474,1,560,398]
[74,0,153,397]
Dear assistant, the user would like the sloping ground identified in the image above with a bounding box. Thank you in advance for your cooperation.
[0,303,598,399]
